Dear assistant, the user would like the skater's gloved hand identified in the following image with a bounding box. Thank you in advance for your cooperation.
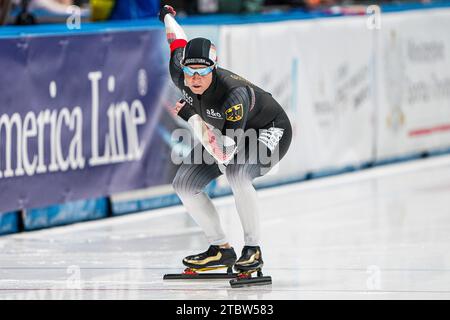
[171,99,186,116]
[158,5,176,23]
[175,99,198,121]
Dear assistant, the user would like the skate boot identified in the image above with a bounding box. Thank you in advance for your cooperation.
[163,245,238,280]
[230,246,272,287]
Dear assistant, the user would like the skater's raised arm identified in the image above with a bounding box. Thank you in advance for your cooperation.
[159,5,187,51]
[159,5,187,88]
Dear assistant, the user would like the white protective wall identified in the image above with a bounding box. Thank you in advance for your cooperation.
[217,8,450,187]
[374,9,450,159]
[219,16,374,186]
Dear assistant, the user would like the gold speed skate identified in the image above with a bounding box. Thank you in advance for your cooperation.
[230,246,272,287]
[163,245,238,280]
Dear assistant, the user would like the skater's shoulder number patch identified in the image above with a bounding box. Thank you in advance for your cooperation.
[225,104,243,122]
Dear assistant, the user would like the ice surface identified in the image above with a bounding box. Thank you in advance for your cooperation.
[1,155,450,299]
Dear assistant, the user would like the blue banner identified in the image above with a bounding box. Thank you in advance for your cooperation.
[0,211,19,235]
[24,198,109,231]
[0,29,179,212]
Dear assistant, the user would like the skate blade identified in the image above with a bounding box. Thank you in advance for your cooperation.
[164,272,238,280]
[164,266,238,280]
[230,276,272,288]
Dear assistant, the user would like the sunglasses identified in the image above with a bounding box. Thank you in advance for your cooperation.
[182,65,214,76]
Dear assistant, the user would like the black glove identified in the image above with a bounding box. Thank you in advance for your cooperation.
[158,5,176,23]
[177,99,196,121]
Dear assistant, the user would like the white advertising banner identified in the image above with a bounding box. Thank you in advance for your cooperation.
[375,9,450,160]
[219,16,375,185]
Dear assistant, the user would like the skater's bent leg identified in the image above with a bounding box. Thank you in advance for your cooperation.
[225,120,292,246]
[172,163,227,245]
[225,163,262,246]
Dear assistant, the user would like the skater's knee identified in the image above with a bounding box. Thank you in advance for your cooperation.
[172,175,189,196]
[172,173,202,196]
[225,164,253,187]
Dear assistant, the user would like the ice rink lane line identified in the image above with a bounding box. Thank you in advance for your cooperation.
[3,154,450,240]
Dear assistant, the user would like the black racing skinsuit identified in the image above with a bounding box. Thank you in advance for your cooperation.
[170,47,292,166]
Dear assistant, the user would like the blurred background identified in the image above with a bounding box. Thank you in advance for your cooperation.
[0,0,442,25]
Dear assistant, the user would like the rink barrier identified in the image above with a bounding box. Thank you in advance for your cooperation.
[112,194,181,216]
[0,211,20,236]
[111,182,217,216]
[22,198,111,231]
[2,2,450,234]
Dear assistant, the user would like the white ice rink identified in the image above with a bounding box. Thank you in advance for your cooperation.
[1,155,450,300]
